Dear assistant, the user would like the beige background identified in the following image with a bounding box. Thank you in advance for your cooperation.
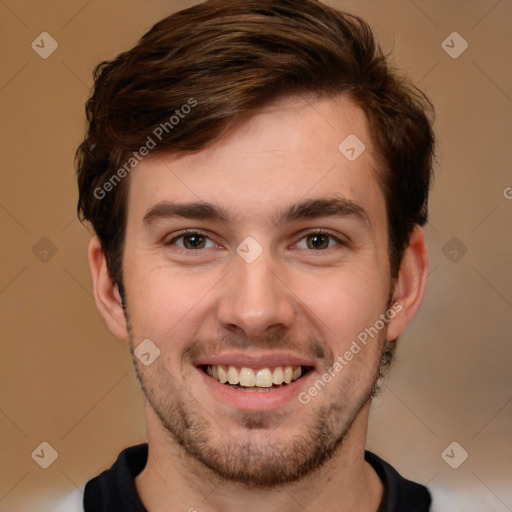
[1,1,511,511]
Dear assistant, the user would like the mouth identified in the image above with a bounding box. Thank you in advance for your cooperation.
[200,364,314,392]
[194,352,317,410]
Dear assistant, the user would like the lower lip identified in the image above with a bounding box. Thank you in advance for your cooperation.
[197,367,313,411]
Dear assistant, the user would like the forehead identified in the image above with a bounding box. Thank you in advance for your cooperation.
[127,95,385,227]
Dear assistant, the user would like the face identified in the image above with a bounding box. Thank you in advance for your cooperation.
[120,95,398,486]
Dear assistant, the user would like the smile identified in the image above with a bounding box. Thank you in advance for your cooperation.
[202,364,312,391]
[194,352,316,409]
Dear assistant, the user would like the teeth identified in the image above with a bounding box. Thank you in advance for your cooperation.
[255,368,273,387]
[218,365,228,383]
[272,366,284,385]
[227,365,239,385]
[239,367,256,386]
[205,364,305,387]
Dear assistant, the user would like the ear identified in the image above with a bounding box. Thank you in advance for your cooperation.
[386,226,429,341]
[88,235,130,341]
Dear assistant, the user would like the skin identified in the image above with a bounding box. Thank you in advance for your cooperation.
[89,95,428,512]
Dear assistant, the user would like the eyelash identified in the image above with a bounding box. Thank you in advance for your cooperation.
[165,230,218,251]
[165,229,345,251]
[294,229,345,250]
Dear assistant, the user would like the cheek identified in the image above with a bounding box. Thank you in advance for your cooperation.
[123,263,220,346]
[292,267,389,341]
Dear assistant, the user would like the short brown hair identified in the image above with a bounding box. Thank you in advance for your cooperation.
[76,0,435,292]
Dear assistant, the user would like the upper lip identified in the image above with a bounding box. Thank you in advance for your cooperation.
[194,352,316,369]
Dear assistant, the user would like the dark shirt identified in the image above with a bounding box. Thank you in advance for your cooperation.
[84,443,431,511]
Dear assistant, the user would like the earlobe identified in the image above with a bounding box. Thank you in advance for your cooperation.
[386,226,429,341]
[88,235,130,341]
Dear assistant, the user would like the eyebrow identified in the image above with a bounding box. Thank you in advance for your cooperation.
[142,197,370,228]
[274,197,370,227]
[143,201,231,226]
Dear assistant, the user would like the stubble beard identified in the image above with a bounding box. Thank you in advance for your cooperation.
[129,332,387,488]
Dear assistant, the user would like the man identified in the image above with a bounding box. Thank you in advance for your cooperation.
[76,0,435,510]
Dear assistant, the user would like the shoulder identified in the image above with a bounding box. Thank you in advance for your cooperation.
[84,443,149,512]
[365,450,432,512]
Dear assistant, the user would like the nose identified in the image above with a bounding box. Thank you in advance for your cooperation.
[216,249,296,340]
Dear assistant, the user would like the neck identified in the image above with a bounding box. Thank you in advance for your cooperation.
[135,401,383,512]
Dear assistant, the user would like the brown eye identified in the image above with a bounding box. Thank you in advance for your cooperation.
[304,233,334,250]
[167,232,216,250]
[182,234,206,249]
[294,230,346,251]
